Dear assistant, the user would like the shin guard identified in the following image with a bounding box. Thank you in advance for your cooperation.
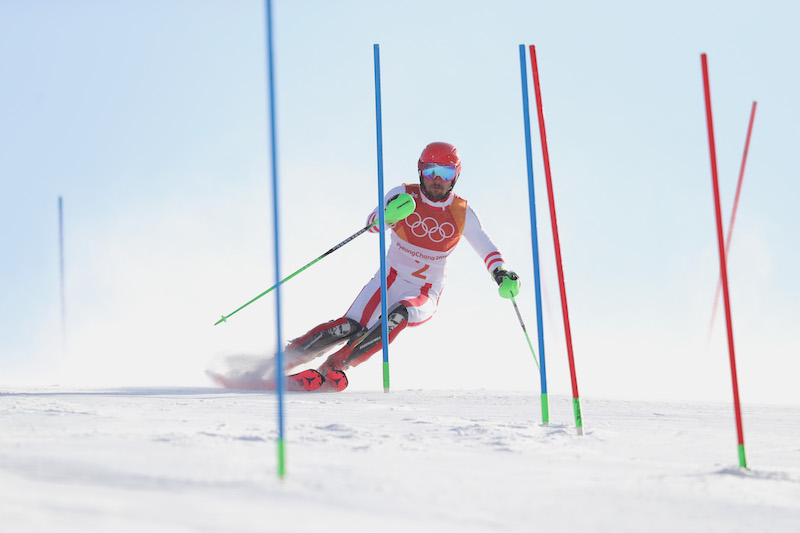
[284,317,362,370]
[319,304,408,373]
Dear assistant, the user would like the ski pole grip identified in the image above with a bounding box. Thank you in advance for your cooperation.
[384,193,416,225]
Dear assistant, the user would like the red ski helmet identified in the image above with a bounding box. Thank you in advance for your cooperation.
[417,142,461,201]
[417,142,462,178]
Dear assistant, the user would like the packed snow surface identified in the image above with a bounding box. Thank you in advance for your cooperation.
[1,387,799,532]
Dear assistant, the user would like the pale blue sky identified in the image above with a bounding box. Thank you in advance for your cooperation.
[2,1,798,405]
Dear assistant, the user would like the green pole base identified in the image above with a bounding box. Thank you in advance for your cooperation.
[382,361,390,392]
[573,397,584,436]
[277,438,286,479]
[541,393,550,425]
[738,444,748,470]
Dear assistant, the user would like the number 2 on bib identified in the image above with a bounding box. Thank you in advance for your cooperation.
[412,262,430,280]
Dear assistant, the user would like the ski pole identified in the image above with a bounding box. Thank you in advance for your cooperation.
[214,193,415,325]
[511,296,539,370]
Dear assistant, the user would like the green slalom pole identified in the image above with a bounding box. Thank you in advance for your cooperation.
[215,193,415,325]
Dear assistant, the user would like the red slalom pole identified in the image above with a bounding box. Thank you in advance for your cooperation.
[701,53,747,469]
[708,101,757,339]
[529,45,583,436]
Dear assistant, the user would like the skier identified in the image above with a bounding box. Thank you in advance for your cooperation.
[284,142,520,391]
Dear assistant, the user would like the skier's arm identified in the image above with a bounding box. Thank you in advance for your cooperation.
[462,206,504,272]
[463,206,520,298]
[366,185,408,233]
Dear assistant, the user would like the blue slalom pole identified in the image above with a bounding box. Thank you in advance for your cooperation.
[265,0,287,478]
[518,44,549,424]
[374,44,390,393]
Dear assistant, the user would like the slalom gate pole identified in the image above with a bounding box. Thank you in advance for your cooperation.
[529,45,584,436]
[701,53,747,469]
[58,196,67,355]
[517,44,549,425]
[373,43,391,393]
[708,101,757,340]
[264,0,287,479]
[214,219,380,325]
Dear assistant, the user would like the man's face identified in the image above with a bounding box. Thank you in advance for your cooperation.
[421,175,453,201]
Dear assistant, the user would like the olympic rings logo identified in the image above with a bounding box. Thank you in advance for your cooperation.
[405,212,455,243]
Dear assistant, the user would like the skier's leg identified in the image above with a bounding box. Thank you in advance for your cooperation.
[342,268,398,327]
[280,270,387,376]
[283,317,363,371]
[318,303,409,374]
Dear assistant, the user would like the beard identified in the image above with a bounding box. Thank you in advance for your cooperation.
[420,179,453,201]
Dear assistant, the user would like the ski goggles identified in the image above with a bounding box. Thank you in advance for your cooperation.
[420,163,457,181]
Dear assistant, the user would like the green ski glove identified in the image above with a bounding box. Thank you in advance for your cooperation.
[384,193,416,225]
[492,268,520,299]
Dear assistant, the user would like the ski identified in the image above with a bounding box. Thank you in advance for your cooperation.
[208,368,348,392]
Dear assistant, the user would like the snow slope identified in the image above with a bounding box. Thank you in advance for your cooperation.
[1,387,799,532]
